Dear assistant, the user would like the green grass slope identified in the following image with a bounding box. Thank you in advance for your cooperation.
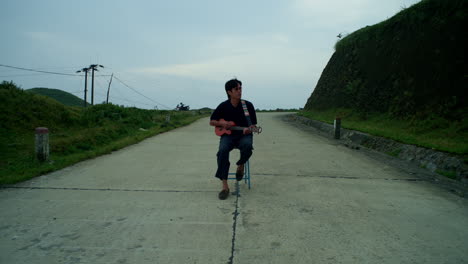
[305,0,467,119]
[0,81,207,184]
[27,87,85,107]
[302,0,467,155]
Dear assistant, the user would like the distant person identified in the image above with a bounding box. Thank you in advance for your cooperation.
[210,78,258,200]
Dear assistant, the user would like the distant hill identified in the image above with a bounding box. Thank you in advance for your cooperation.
[197,107,213,112]
[0,82,80,132]
[27,88,85,107]
[304,0,467,120]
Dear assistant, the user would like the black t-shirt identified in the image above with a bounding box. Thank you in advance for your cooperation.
[211,100,257,135]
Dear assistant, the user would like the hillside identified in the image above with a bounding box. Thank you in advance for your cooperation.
[27,87,85,107]
[304,0,467,120]
[0,81,207,184]
[1,82,79,133]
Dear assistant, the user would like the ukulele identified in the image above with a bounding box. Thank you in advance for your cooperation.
[214,119,262,136]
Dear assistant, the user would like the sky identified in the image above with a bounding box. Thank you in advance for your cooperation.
[1,0,421,110]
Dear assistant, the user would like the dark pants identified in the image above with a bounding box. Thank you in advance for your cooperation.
[215,134,253,180]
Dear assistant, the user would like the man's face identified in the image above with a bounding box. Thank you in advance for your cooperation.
[228,83,242,100]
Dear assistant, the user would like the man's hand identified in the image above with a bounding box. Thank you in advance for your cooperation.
[211,119,233,129]
[243,125,257,135]
[221,120,233,129]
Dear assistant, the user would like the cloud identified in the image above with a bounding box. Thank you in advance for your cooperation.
[291,0,371,22]
[130,33,321,85]
[24,31,58,42]
[22,31,77,53]
[289,0,419,29]
[133,50,315,83]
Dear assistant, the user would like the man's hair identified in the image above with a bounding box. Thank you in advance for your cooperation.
[225,78,242,99]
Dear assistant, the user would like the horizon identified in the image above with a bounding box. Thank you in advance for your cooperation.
[1,0,421,110]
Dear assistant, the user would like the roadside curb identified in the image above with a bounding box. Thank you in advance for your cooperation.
[287,114,468,195]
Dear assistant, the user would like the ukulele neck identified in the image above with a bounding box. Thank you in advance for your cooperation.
[229,126,245,131]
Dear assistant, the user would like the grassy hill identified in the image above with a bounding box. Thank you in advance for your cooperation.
[305,0,467,119]
[302,0,467,155]
[27,87,85,107]
[0,81,208,184]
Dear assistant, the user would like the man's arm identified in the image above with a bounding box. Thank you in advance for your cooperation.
[209,120,221,127]
[210,102,233,128]
[210,119,232,129]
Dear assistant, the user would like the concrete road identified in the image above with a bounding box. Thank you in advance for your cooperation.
[1,112,467,264]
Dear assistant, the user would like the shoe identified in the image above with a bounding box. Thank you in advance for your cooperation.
[218,189,230,200]
[236,164,244,181]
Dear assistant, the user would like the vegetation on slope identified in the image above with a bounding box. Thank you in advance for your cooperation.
[0,81,209,184]
[302,0,467,155]
[306,0,466,119]
[298,109,467,155]
[27,87,86,107]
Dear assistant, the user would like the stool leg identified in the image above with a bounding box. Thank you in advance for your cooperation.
[244,161,248,184]
[246,160,251,189]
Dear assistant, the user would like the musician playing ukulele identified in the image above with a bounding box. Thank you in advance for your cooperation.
[210,78,259,200]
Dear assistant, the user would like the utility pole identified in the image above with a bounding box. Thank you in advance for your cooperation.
[106,73,113,104]
[89,64,104,105]
[76,67,91,107]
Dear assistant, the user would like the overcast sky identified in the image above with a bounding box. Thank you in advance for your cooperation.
[1,0,420,110]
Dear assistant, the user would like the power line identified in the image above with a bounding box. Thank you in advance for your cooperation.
[94,78,156,108]
[0,73,51,77]
[96,91,156,108]
[0,63,80,76]
[113,76,171,109]
[1,63,169,109]
[0,64,111,77]
[94,87,154,107]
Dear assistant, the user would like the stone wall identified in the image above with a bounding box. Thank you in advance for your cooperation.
[288,114,468,182]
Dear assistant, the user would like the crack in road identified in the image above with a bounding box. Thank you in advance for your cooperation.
[228,181,240,264]
[0,186,217,193]
[253,173,429,181]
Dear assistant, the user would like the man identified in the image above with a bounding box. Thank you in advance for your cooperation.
[210,79,258,200]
